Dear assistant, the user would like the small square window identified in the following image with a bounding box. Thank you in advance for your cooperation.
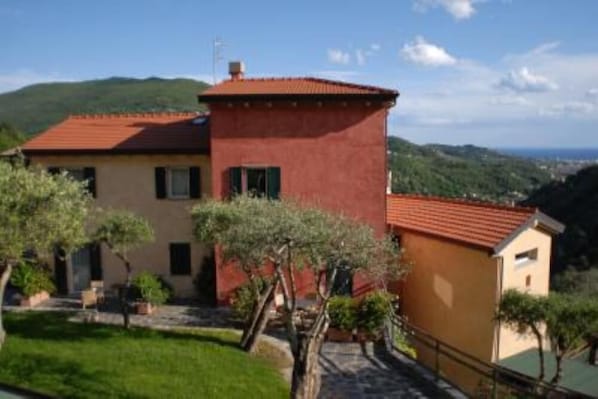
[515,249,538,266]
[168,168,190,198]
[525,275,532,288]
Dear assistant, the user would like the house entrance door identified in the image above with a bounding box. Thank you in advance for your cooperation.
[71,246,92,292]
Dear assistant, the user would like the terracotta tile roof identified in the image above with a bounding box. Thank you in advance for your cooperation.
[21,113,209,154]
[387,194,540,252]
[198,77,398,101]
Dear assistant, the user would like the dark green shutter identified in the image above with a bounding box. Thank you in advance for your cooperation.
[54,248,68,294]
[170,243,191,275]
[48,167,60,175]
[267,167,281,200]
[155,167,166,199]
[90,244,103,280]
[229,167,242,197]
[189,167,201,199]
[83,167,96,198]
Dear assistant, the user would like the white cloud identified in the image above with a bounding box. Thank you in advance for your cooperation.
[401,36,457,67]
[0,70,74,94]
[355,49,366,66]
[528,41,561,56]
[314,70,361,81]
[540,101,595,117]
[413,0,478,20]
[489,95,532,106]
[370,43,381,52]
[586,88,598,100]
[327,49,351,65]
[497,67,558,92]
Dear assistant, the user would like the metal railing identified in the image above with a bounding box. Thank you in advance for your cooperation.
[386,314,594,399]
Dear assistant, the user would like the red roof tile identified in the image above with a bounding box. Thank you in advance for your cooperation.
[198,77,398,101]
[386,194,539,252]
[21,113,209,154]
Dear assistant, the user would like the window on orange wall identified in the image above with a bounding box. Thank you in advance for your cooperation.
[515,248,538,267]
[525,275,532,288]
[229,166,281,199]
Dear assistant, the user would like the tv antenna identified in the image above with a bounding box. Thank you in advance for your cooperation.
[212,38,224,84]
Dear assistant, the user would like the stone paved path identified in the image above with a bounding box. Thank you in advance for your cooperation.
[319,342,461,399]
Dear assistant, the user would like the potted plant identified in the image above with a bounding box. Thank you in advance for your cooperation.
[326,296,357,342]
[10,261,56,307]
[132,272,169,315]
[356,291,392,342]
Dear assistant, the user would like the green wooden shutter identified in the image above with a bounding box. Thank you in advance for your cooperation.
[267,167,281,200]
[90,244,103,280]
[83,167,96,198]
[155,167,166,199]
[189,167,201,199]
[170,243,191,275]
[229,167,242,197]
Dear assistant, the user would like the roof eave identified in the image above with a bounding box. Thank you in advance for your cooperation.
[22,148,211,156]
[492,211,565,255]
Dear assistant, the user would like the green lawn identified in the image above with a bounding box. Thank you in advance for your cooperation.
[0,312,289,399]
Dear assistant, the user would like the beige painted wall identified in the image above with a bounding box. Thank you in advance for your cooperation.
[29,154,212,297]
[497,227,552,359]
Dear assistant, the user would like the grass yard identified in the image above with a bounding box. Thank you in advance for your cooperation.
[0,312,289,399]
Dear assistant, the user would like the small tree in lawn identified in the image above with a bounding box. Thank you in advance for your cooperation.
[544,293,598,384]
[94,210,154,329]
[0,161,90,350]
[496,289,548,382]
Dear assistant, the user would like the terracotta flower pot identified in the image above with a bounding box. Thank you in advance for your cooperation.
[326,327,354,342]
[136,302,153,315]
[355,329,381,343]
[20,291,49,307]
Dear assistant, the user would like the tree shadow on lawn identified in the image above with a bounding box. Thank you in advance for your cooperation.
[5,311,241,349]
[0,352,146,399]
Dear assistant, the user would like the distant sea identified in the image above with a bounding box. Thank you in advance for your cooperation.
[496,148,598,161]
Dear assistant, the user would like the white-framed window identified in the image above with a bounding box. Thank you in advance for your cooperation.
[168,167,190,199]
[515,248,538,266]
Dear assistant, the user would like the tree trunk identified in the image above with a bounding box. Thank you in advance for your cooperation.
[290,329,327,399]
[0,262,13,351]
[240,279,278,353]
[551,346,564,385]
[121,262,132,329]
[532,327,545,381]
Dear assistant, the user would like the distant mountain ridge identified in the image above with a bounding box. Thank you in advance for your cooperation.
[0,77,210,134]
[388,136,551,202]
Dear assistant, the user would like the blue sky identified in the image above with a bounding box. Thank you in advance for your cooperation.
[1,0,598,147]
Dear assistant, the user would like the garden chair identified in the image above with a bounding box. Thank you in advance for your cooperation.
[81,289,97,310]
[90,280,105,304]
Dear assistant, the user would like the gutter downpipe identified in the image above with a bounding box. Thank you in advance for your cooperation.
[493,254,504,363]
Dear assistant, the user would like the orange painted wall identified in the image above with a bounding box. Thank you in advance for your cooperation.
[208,101,390,303]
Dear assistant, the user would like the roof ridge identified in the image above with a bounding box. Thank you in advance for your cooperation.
[387,193,537,214]
[68,112,205,119]
[218,76,398,95]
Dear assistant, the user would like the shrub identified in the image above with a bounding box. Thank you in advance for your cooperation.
[156,275,175,303]
[357,291,392,334]
[10,261,56,297]
[393,329,417,359]
[231,278,267,322]
[132,272,170,306]
[328,296,357,331]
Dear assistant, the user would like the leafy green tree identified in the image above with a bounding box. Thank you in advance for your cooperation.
[0,122,25,152]
[496,289,548,381]
[0,161,90,350]
[94,210,154,329]
[552,267,598,298]
[192,196,408,399]
[544,293,598,384]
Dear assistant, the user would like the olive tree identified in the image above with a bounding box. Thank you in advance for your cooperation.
[94,210,154,329]
[0,161,90,349]
[544,293,598,384]
[497,289,548,381]
[192,196,408,398]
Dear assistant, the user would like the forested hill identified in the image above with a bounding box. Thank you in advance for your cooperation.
[388,136,551,202]
[0,77,210,135]
[522,165,598,274]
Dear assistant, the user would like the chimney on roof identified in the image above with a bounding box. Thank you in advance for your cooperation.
[229,61,245,81]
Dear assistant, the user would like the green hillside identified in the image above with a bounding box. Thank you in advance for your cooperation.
[522,165,598,275]
[0,77,210,135]
[388,136,551,202]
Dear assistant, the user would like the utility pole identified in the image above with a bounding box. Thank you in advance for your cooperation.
[212,38,224,85]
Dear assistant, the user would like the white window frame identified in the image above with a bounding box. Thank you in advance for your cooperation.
[514,248,538,267]
[167,167,191,199]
